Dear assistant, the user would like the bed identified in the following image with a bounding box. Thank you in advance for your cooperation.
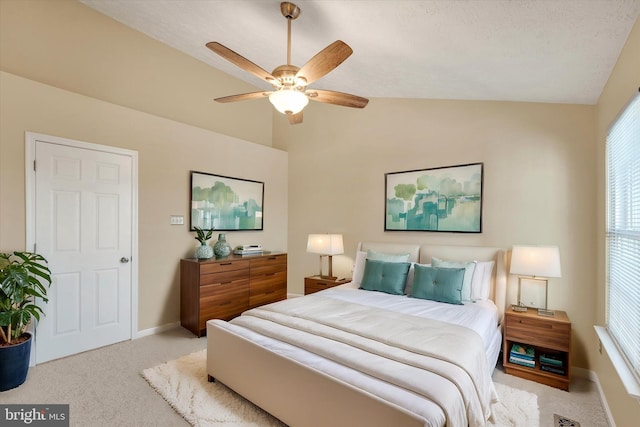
[207,243,508,427]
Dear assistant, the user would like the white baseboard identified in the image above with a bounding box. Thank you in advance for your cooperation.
[287,292,304,299]
[135,321,180,339]
[572,367,615,427]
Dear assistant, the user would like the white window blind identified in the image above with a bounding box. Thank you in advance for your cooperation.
[606,90,640,387]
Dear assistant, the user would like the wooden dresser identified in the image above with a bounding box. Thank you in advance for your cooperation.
[180,253,287,336]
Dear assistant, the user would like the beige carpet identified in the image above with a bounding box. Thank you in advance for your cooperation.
[142,350,539,427]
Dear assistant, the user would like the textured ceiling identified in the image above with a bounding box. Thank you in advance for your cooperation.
[79,0,640,104]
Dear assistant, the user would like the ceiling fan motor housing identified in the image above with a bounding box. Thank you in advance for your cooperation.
[272,64,306,89]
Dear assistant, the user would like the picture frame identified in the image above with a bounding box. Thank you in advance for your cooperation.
[385,162,483,233]
[190,171,264,231]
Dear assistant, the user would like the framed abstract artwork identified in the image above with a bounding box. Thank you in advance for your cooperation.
[190,171,264,231]
[385,163,483,233]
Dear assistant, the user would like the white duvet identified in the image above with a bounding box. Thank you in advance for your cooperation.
[215,288,500,427]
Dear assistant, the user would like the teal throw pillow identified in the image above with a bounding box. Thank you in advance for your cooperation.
[431,257,476,301]
[359,259,411,295]
[411,265,465,305]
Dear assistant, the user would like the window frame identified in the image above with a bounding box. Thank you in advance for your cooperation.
[595,89,640,400]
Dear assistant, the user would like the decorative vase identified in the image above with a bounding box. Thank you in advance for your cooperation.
[195,243,213,259]
[213,233,232,257]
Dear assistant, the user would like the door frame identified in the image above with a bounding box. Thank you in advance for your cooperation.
[25,131,139,362]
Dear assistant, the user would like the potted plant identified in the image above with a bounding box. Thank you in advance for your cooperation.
[194,227,214,259]
[0,251,51,391]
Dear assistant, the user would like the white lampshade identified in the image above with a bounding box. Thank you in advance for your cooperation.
[269,89,309,115]
[510,245,562,278]
[306,234,344,256]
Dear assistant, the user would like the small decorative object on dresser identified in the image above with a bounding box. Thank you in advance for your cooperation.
[180,253,287,336]
[304,276,351,295]
[213,233,232,258]
[503,308,571,391]
[193,227,214,259]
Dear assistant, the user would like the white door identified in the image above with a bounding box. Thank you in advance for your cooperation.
[27,133,137,364]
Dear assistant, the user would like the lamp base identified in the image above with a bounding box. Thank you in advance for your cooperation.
[511,304,528,312]
[537,308,555,317]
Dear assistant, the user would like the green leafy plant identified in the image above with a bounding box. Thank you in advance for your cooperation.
[194,226,213,244]
[0,252,51,345]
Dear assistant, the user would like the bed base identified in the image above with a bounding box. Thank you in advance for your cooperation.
[206,243,510,426]
[206,321,425,427]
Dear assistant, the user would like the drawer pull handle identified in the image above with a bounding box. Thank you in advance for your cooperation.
[220,263,232,266]
[220,301,232,306]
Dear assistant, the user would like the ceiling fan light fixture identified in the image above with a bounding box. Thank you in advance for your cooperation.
[268,89,309,115]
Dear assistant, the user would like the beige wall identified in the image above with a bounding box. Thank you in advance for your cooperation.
[277,98,597,371]
[0,0,273,147]
[0,71,288,331]
[594,17,640,427]
[0,1,288,332]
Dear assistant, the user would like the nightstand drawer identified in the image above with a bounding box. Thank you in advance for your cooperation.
[505,315,570,351]
[305,276,351,295]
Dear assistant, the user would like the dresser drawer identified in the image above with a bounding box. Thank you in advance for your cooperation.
[505,315,570,351]
[250,254,287,269]
[200,268,249,287]
[250,271,286,294]
[249,288,286,308]
[199,282,249,326]
[200,259,250,275]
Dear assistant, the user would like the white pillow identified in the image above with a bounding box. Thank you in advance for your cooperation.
[352,249,411,286]
[352,251,368,285]
[470,260,495,300]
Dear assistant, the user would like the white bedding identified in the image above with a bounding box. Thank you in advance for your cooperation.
[212,286,501,427]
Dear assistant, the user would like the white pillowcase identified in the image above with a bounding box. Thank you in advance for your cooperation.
[352,251,368,286]
[470,260,495,300]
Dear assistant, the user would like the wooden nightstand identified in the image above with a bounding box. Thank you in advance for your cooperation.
[503,308,571,391]
[304,276,351,295]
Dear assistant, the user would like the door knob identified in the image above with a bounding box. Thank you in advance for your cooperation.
[120,257,130,263]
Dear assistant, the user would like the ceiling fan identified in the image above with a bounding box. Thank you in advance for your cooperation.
[206,1,369,125]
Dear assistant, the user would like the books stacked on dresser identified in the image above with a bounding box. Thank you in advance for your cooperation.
[509,343,535,368]
[539,352,566,375]
[233,245,263,255]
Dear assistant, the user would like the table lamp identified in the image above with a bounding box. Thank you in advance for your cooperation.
[307,234,344,279]
[510,245,562,316]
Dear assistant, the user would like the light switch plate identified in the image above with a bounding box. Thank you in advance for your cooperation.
[170,215,184,225]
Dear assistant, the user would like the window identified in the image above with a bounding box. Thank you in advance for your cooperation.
[599,90,640,398]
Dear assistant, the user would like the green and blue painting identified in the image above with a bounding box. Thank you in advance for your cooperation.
[191,172,264,231]
[385,163,482,232]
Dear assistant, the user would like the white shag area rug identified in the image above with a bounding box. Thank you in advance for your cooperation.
[142,350,539,427]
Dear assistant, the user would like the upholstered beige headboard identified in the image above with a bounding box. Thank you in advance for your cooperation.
[356,242,508,322]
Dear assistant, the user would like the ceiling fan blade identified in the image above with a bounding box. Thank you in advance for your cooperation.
[214,91,271,103]
[296,40,353,85]
[206,42,278,84]
[307,89,369,108]
[287,111,303,125]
